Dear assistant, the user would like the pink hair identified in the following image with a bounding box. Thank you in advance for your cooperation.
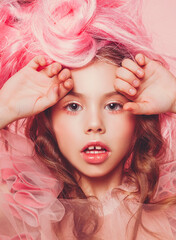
[0,0,163,88]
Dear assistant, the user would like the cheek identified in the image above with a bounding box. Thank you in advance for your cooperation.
[123,119,135,139]
[109,114,136,142]
[113,114,136,132]
[52,116,79,150]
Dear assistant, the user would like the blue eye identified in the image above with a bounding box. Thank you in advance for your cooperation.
[105,102,123,111]
[66,103,82,112]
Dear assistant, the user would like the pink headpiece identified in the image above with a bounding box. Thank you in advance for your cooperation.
[0,0,158,88]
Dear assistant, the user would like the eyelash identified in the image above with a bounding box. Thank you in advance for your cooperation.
[64,102,83,115]
[105,102,123,113]
[64,101,123,114]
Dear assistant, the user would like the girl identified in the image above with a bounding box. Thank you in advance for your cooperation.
[0,0,176,239]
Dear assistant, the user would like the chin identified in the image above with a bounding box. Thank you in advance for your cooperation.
[81,169,112,178]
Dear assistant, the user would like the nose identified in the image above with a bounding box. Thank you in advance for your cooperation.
[84,111,106,135]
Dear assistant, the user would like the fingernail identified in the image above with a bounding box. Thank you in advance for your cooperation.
[64,79,73,89]
[52,67,58,75]
[139,58,144,65]
[129,88,136,95]
[60,73,66,80]
[133,80,140,87]
[136,68,144,77]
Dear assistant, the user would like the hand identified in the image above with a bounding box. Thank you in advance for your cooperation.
[114,54,176,115]
[0,56,73,124]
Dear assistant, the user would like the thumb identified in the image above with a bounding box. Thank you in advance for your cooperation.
[35,79,73,112]
[123,101,152,115]
[35,84,61,112]
[59,78,73,99]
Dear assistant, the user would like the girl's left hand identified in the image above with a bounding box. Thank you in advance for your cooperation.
[114,53,176,115]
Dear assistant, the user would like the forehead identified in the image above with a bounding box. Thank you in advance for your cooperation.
[70,61,117,94]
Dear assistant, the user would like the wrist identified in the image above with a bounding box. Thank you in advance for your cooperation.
[0,104,16,129]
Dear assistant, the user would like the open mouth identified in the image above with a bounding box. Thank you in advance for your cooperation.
[81,142,110,164]
[84,146,107,154]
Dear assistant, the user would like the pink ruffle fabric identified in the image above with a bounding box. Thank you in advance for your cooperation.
[0,120,176,239]
[0,126,65,240]
[56,186,176,240]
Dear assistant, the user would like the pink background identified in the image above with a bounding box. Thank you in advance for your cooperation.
[142,0,176,73]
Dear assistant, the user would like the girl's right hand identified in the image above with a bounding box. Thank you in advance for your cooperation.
[0,55,73,127]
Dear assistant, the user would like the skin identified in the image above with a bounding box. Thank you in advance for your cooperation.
[51,60,136,199]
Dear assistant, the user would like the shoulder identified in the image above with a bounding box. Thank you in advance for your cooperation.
[137,206,175,240]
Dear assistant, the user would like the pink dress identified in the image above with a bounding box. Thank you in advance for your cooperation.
[0,123,176,240]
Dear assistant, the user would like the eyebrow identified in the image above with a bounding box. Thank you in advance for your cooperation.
[66,90,123,98]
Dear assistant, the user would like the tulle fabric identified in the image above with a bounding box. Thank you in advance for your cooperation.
[0,125,65,240]
[58,191,175,240]
[0,122,176,240]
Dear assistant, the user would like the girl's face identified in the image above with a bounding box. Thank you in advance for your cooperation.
[51,61,135,181]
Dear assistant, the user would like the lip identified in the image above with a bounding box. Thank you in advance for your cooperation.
[81,141,111,164]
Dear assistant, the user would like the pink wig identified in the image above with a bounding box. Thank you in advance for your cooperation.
[0,0,163,88]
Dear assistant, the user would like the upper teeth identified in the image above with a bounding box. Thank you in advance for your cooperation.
[87,146,103,150]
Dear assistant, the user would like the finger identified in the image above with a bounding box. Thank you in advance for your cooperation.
[58,68,71,81]
[122,58,144,79]
[42,62,62,77]
[123,101,152,115]
[135,53,150,66]
[36,79,73,111]
[59,78,74,99]
[116,67,141,88]
[27,55,46,70]
[116,66,140,88]
[114,78,137,97]
[63,78,73,90]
